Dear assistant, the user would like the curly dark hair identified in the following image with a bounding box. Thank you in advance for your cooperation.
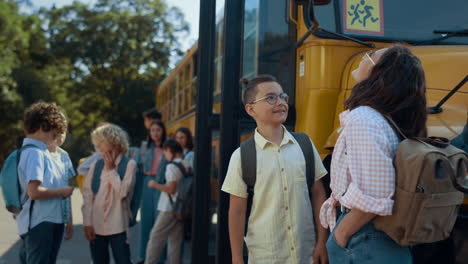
[23,101,68,134]
[344,45,427,138]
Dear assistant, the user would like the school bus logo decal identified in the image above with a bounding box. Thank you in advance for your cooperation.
[343,0,384,35]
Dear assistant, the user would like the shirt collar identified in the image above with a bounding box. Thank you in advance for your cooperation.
[22,138,48,150]
[254,125,294,150]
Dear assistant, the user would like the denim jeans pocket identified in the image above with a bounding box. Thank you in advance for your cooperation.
[327,232,351,254]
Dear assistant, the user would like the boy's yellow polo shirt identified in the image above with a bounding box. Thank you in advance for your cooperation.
[222,127,327,264]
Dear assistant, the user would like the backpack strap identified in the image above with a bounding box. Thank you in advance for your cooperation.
[16,144,40,206]
[91,156,130,194]
[91,159,105,194]
[170,161,188,177]
[240,137,256,235]
[167,161,187,205]
[16,144,45,232]
[240,137,256,194]
[117,156,130,180]
[290,132,316,195]
[383,115,408,141]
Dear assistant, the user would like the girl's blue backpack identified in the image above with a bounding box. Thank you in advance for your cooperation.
[91,156,143,227]
[0,145,40,214]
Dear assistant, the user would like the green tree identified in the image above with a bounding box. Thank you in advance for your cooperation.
[1,0,188,166]
[41,0,189,161]
[0,0,29,163]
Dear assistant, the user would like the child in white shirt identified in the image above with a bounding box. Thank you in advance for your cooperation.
[145,139,189,264]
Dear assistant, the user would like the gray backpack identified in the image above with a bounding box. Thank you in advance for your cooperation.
[168,162,193,220]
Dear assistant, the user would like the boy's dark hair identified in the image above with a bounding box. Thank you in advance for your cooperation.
[240,74,277,104]
[176,127,194,150]
[147,120,167,148]
[23,101,67,134]
[143,108,162,120]
[163,138,183,155]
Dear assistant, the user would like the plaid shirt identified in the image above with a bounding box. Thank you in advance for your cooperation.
[320,106,400,230]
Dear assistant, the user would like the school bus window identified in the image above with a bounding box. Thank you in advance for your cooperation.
[179,74,184,115]
[243,0,259,78]
[192,52,198,78]
[171,79,177,119]
[179,69,184,114]
[191,55,198,108]
[175,76,180,116]
[312,0,468,45]
[312,2,336,33]
[184,64,190,112]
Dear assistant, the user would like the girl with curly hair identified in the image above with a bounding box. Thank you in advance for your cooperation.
[82,124,136,264]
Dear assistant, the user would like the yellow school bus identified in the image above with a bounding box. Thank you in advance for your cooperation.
[157,0,467,259]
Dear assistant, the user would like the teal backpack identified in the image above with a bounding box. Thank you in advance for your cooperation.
[91,156,143,227]
[0,145,41,214]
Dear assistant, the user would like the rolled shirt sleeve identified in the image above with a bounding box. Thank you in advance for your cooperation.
[221,148,248,199]
[310,139,328,181]
[19,149,46,184]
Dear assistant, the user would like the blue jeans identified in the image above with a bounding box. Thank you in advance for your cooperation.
[89,232,131,264]
[19,222,64,264]
[327,212,412,264]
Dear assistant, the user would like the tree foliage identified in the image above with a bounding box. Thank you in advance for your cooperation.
[0,0,188,165]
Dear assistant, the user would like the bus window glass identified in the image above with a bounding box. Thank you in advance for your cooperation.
[192,54,198,107]
[214,17,224,95]
[314,2,337,32]
[185,64,190,112]
[314,0,468,45]
[242,0,259,78]
[172,78,178,119]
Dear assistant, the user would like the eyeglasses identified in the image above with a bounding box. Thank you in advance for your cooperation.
[250,92,289,105]
[365,51,376,66]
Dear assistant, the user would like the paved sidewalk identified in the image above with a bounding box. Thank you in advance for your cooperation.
[0,190,141,264]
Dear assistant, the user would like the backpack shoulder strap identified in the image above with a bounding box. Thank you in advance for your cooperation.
[240,137,256,193]
[17,144,43,203]
[170,161,187,177]
[117,156,130,180]
[16,144,44,229]
[91,159,105,194]
[16,144,41,166]
[290,132,315,194]
[240,136,256,235]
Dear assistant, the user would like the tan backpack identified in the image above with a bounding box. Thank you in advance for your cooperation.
[374,118,468,246]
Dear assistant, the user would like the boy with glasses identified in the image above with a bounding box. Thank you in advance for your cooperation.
[222,75,329,264]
